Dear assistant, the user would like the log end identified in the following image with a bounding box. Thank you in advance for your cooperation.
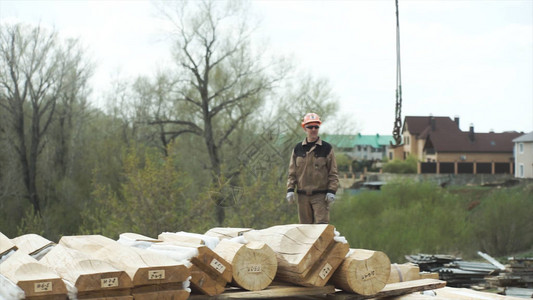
[232,242,278,291]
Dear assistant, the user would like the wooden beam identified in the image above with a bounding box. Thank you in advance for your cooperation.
[0,251,67,299]
[331,278,446,299]
[40,244,133,297]
[189,284,336,299]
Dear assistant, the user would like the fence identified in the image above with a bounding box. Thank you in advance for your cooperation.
[418,162,514,175]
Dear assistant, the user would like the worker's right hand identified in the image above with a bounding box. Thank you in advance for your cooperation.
[286,192,295,204]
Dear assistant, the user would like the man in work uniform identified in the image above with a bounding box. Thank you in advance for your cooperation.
[286,113,339,224]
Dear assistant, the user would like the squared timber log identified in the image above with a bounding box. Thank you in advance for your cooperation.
[11,234,55,259]
[121,232,232,296]
[59,235,190,300]
[242,224,350,287]
[0,251,68,299]
[40,244,133,299]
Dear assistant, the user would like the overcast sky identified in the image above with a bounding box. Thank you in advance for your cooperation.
[2,0,532,135]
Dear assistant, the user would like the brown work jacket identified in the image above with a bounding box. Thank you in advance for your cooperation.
[287,137,338,195]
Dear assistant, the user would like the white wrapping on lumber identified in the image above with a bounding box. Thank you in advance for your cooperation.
[228,235,248,244]
[333,229,348,244]
[63,278,78,300]
[117,234,195,267]
[183,275,192,293]
[0,249,15,264]
[0,274,24,300]
[148,244,196,267]
[117,234,154,249]
[171,231,220,249]
[31,245,55,260]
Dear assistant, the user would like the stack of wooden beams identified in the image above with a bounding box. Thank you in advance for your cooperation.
[240,224,350,287]
[118,232,233,296]
[485,257,533,292]
[59,235,190,300]
[1,225,451,299]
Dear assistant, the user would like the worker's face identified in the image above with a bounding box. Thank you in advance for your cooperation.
[304,123,320,141]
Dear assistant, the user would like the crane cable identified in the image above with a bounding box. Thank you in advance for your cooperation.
[392,0,403,146]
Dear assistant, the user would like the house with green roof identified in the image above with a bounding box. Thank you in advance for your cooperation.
[323,133,394,161]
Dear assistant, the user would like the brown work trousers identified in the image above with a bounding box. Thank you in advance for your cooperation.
[297,193,329,224]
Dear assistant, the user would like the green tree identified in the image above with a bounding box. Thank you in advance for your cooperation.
[81,144,207,238]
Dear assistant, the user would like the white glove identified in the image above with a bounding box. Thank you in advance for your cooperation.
[286,192,295,204]
[326,193,335,204]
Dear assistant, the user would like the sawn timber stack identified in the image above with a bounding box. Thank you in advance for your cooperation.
[120,232,233,296]
[40,244,133,299]
[59,234,190,300]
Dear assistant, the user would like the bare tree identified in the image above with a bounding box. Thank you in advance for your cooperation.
[54,38,93,178]
[153,0,287,224]
[0,23,89,215]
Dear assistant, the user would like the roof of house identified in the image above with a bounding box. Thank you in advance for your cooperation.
[403,116,461,137]
[513,131,533,142]
[426,130,522,153]
[324,134,358,148]
[324,134,394,149]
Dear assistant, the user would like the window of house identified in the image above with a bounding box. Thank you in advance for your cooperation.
[357,146,361,151]
[519,143,524,154]
[389,152,393,160]
[519,164,524,178]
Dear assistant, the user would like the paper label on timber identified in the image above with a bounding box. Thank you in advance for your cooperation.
[34,282,52,292]
[148,270,165,280]
[247,264,262,273]
[210,258,226,273]
[101,277,119,288]
[319,263,333,279]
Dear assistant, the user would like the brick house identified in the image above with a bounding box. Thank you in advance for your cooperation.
[389,116,522,174]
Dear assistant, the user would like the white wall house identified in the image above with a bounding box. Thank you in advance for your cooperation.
[513,131,533,178]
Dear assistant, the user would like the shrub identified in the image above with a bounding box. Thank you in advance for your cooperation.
[382,155,417,173]
[470,183,533,256]
[331,180,472,262]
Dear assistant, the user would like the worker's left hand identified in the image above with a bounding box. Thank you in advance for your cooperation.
[325,193,335,204]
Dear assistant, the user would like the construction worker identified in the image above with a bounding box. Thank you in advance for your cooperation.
[286,113,339,224]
